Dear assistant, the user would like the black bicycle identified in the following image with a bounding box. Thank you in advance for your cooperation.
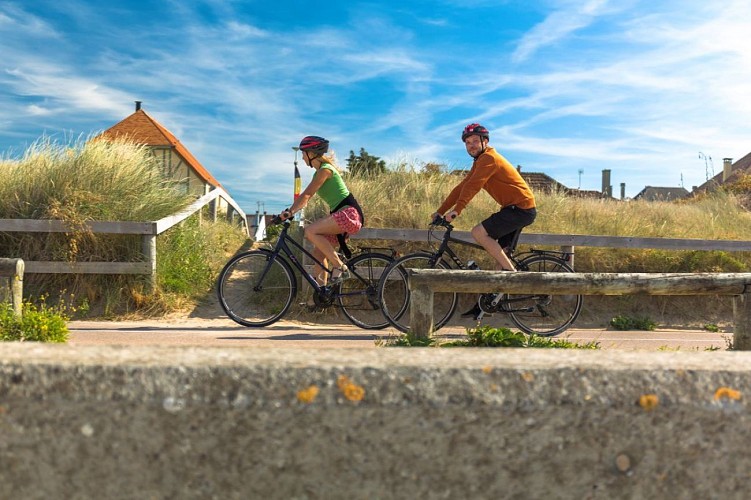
[377,217,583,336]
[217,217,395,329]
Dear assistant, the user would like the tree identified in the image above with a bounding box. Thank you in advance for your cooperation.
[422,162,446,175]
[346,148,386,177]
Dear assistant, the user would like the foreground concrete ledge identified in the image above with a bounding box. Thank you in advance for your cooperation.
[2,344,751,499]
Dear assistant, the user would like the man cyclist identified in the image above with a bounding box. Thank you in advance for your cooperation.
[432,123,537,318]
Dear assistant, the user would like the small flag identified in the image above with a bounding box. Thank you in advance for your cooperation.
[294,164,301,201]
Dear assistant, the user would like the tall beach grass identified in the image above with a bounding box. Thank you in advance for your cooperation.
[0,137,247,316]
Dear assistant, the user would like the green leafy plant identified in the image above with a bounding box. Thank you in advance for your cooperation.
[703,323,720,332]
[610,314,657,331]
[446,326,599,349]
[0,298,70,342]
[379,326,599,349]
[376,331,438,347]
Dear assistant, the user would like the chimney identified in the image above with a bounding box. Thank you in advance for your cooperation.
[723,158,733,182]
[135,100,142,111]
[602,169,611,197]
[620,182,625,200]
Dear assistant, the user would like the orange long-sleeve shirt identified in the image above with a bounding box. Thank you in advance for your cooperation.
[436,146,535,215]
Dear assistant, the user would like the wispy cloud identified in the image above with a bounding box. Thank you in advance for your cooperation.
[2,1,751,210]
[512,0,618,62]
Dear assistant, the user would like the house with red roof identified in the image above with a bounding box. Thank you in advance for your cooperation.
[98,101,221,197]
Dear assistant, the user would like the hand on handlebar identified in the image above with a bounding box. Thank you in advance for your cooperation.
[430,213,452,228]
[431,211,457,225]
[271,208,292,226]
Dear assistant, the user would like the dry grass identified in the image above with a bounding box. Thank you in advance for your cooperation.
[302,166,751,327]
[318,168,751,274]
[0,137,247,316]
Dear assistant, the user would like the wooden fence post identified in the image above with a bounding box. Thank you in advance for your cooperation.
[0,257,24,318]
[409,278,434,340]
[733,292,751,350]
[143,234,157,292]
[562,245,574,269]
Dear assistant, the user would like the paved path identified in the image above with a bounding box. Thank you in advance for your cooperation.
[67,317,730,351]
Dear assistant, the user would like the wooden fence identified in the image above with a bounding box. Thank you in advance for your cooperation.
[407,269,751,350]
[0,187,247,289]
[353,228,751,268]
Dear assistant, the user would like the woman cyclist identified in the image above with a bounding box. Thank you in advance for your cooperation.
[280,136,364,284]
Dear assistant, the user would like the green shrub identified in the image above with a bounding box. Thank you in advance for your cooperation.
[446,326,599,348]
[157,216,214,295]
[380,326,599,349]
[609,314,657,331]
[0,299,69,342]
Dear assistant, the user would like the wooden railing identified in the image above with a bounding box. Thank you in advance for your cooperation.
[406,269,751,350]
[0,187,247,289]
[353,228,751,269]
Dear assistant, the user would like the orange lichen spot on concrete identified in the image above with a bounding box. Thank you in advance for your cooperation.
[297,385,320,404]
[714,387,741,402]
[337,375,365,402]
[638,394,659,411]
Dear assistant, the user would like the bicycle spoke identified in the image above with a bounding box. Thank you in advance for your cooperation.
[217,250,296,327]
[338,253,393,329]
[504,254,582,336]
[378,253,458,333]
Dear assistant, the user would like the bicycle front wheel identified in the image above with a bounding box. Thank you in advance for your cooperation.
[378,252,458,333]
[217,249,297,327]
[338,252,394,330]
[507,254,583,336]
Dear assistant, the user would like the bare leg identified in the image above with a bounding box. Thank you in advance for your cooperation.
[311,247,328,285]
[470,224,516,271]
[304,215,345,271]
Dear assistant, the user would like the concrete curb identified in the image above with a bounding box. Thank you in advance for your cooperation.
[1,344,750,498]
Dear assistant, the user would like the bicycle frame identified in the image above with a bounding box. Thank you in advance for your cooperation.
[427,220,573,269]
[259,220,394,301]
[259,221,333,292]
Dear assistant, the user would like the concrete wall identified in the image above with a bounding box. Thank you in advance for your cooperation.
[1,344,750,499]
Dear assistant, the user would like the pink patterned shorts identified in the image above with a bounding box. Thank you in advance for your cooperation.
[324,207,362,246]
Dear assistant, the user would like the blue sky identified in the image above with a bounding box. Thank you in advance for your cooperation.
[2,0,751,215]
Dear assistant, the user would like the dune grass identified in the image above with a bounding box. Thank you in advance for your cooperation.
[3,138,750,322]
[0,137,247,316]
[322,168,751,274]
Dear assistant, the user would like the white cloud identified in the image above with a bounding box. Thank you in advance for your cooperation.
[512,0,618,62]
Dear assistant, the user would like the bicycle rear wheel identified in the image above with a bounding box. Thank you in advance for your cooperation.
[377,252,458,333]
[506,254,582,336]
[217,249,297,327]
[338,252,393,330]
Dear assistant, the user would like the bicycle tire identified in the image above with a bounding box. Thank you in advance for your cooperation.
[338,252,394,330]
[506,253,583,336]
[377,252,458,333]
[217,249,297,327]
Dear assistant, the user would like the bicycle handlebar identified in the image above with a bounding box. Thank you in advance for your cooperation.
[430,215,453,229]
[270,215,287,226]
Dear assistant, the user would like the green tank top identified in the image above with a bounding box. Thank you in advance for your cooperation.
[316,163,350,208]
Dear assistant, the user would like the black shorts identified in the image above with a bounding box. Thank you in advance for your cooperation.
[481,206,537,248]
